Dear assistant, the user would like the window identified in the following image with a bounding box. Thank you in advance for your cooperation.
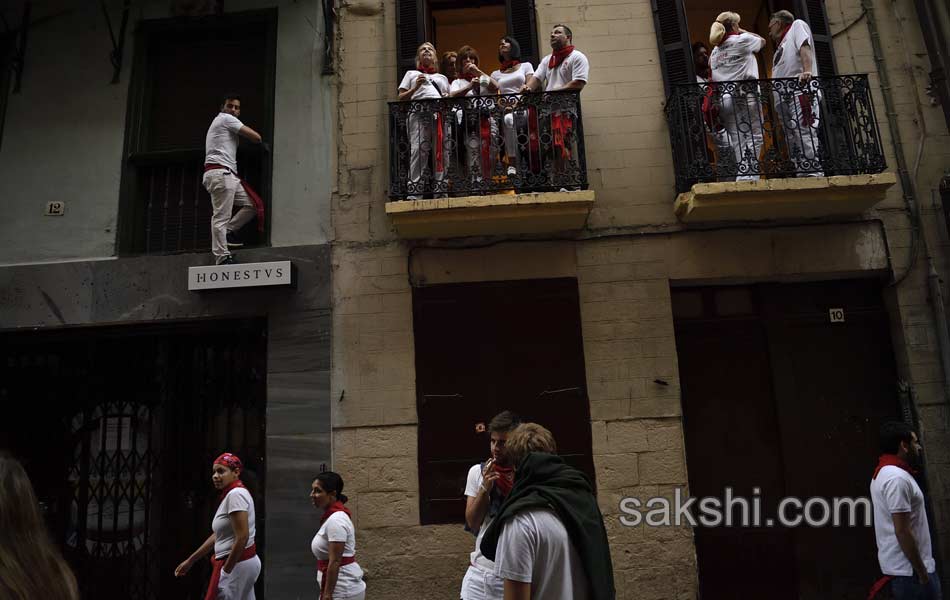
[396,0,539,78]
[118,10,276,255]
[413,278,596,524]
[652,0,837,95]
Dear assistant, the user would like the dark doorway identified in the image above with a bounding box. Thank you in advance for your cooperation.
[0,319,267,600]
[673,280,901,599]
[413,278,594,524]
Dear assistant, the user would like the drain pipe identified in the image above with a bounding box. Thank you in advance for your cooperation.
[862,0,950,407]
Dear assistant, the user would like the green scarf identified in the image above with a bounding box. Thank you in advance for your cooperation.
[479,452,616,600]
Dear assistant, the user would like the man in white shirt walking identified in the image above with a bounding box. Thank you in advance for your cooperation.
[203,94,266,265]
[769,10,824,176]
[869,421,941,599]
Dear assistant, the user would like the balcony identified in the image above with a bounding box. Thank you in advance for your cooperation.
[385,90,594,239]
[665,75,895,223]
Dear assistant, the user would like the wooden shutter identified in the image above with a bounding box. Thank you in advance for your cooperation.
[652,0,693,96]
[794,0,837,75]
[396,0,429,79]
[0,34,14,150]
[506,0,540,69]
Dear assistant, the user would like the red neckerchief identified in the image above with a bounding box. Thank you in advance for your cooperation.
[217,479,246,505]
[501,60,520,71]
[722,30,742,42]
[418,64,437,75]
[776,23,793,46]
[492,463,515,497]
[872,454,918,480]
[321,500,352,524]
[548,45,575,68]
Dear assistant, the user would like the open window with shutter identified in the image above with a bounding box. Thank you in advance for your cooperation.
[506,0,539,68]
[792,0,837,75]
[652,0,694,96]
[118,10,276,255]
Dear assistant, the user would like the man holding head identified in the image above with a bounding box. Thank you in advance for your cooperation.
[870,421,940,599]
[768,10,824,176]
[461,411,521,600]
[479,423,614,600]
[203,94,267,265]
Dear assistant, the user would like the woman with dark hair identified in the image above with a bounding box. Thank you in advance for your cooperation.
[491,36,535,177]
[311,472,365,600]
[450,46,499,188]
[0,453,79,600]
[175,452,260,600]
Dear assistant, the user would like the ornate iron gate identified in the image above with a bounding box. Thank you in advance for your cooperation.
[0,320,267,600]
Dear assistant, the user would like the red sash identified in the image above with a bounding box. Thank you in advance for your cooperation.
[204,164,266,233]
[205,543,257,600]
[551,113,573,160]
[435,112,445,174]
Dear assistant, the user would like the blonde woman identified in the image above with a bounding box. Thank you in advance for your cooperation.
[709,11,766,181]
[0,453,79,600]
[398,42,450,199]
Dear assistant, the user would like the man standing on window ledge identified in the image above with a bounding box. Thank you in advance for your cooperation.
[520,25,589,188]
[203,94,268,265]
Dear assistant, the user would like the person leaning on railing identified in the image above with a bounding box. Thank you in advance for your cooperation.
[768,10,824,177]
[692,41,732,176]
[491,36,535,178]
[709,11,766,182]
[397,42,451,200]
[520,24,589,186]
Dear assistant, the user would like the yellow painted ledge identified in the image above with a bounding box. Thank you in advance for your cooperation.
[386,190,595,239]
[673,173,898,223]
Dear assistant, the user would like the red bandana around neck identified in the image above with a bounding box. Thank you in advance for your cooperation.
[549,45,575,68]
[321,500,352,524]
[418,64,437,75]
[776,23,793,46]
[872,454,918,480]
[501,60,521,71]
[217,479,246,504]
[492,463,515,497]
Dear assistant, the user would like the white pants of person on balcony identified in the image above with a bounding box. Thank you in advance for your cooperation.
[774,89,823,176]
[407,111,446,199]
[718,89,763,182]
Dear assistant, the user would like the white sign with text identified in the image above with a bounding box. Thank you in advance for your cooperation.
[188,260,292,291]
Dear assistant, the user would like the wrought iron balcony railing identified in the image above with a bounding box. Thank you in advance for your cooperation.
[388,90,588,199]
[665,74,886,193]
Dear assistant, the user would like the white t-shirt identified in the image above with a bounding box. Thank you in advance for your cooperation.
[491,63,535,94]
[204,112,244,172]
[772,19,819,79]
[493,508,589,600]
[212,487,256,559]
[450,77,493,97]
[533,50,590,91]
[870,466,936,576]
[710,32,765,81]
[399,70,449,100]
[312,511,366,598]
[464,464,497,571]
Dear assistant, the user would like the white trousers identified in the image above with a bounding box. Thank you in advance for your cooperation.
[719,91,763,181]
[203,170,256,259]
[216,555,261,600]
[460,564,505,600]
[407,112,445,196]
[775,90,823,176]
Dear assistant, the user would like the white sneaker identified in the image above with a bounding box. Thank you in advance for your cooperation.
[507,166,517,176]
[406,195,420,200]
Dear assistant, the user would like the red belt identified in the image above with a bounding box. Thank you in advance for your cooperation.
[205,543,257,600]
[204,164,266,233]
[317,556,357,596]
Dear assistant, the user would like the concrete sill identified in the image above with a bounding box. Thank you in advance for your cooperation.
[673,173,898,223]
[385,190,595,239]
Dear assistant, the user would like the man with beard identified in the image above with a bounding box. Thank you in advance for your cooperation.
[869,421,940,599]
[461,411,521,600]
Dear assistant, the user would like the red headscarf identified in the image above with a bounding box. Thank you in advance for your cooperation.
[549,45,575,68]
[213,452,246,503]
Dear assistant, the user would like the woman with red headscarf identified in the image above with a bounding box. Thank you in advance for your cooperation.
[311,471,365,600]
[175,452,260,600]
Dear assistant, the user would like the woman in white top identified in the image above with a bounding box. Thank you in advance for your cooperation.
[175,452,260,600]
[449,46,499,188]
[709,12,766,181]
[491,36,534,177]
[398,42,450,199]
[311,471,365,600]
